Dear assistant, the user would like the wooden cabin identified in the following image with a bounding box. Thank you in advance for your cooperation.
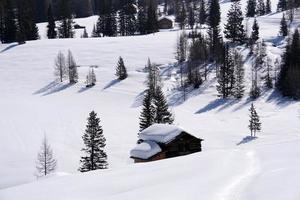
[130,124,203,163]
[158,17,174,29]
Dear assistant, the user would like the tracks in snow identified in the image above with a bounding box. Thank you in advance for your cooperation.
[217,149,260,200]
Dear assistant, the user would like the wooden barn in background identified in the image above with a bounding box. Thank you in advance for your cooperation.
[130,124,203,163]
[158,17,174,29]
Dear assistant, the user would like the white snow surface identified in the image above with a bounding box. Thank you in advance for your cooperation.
[139,123,184,143]
[1,1,300,200]
[130,140,162,159]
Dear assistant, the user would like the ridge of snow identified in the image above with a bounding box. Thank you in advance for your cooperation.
[130,140,162,159]
[139,124,184,144]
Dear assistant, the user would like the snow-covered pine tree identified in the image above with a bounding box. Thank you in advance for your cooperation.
[54,51,67,82]
[67,50,78,84]
[115,56,128,80]
[79,111,108,172]
[264,57,273,89]
[246,0,257,17]
[250,61,261,99]
[279,14,288,37]
[47,4,57,39]
[224,0,245,43]
[35,135,57,178]
[146,58,161,97]
[233,50,245,99]
[256,0,266,16]
[139,89,155,132]
[86,67,96,87]
[154,86,174,124]
[176,31,188,63]
[248,103,261,137]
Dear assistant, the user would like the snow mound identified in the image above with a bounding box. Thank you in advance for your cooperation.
[130,140,162,159]
[139,124,184,144]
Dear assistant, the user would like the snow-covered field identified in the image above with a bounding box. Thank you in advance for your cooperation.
[1,0,300,199]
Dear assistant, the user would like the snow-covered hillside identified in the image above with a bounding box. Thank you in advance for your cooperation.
[1,0,300,199]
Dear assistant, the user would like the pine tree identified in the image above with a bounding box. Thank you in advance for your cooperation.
[79,111,108,172]
[82,28,89,38]
[248,103,261,137]
[177,2,187,29]
[3,0,17,43]
[265,0,272,14]
[86,68,96,87]
[217,45,235,98]
[198,0,206,27]
[54,51,67,82]
[188,5,195,29]
[257,0,266,16]
[94,15,104,37]
[250,18,259,44]
[246,0,257,17]
[57,0,74,38]
[47,4,57,39]
[118,6,126,36]
[224,1,245,43]
[35,135,57,178]
[67,50,78,84]
[124,2,137,36]
[264,58,273,89]
[146,58,162,97]
[176,31,188,63]
[233,50,245,98]
[139,89,155,131]
[279,14,288,37]
[146,0,158,34]
[250,61,261,99]
[115,56,128,80]
[137,2,147,35]
[277,29,300,99]
[207,0,222,61]
[16,0,40,41]
[277,0,287,11]
[153,86,174,124]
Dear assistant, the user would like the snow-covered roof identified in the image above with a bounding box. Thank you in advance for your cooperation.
[139,124,184,144]
[130,140,162,159]
[158,16,174,22]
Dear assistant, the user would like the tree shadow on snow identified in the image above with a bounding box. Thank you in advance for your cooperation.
[168,77,216,107]
[237,136,257,146]
[102,79,120,90]
[265,90,296,108]
[0,43,19,53]
[131,90,147,108]
[33,81,72,96]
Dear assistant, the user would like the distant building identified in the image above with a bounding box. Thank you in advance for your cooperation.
[158,17,174,29]
[130,124,203,163]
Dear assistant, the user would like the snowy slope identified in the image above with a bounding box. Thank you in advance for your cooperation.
[1,0,300,199]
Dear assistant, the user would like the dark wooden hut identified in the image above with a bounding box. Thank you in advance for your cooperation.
[130,124,203,163]
[158,17,174,29]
